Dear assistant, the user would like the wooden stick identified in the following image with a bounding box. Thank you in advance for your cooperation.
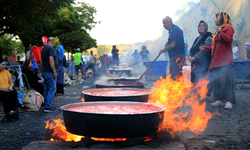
[134,53,161,84]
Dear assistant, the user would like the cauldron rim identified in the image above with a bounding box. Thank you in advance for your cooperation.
[82,88,153,97]
[60,101,166,115]
[94,81,145,86]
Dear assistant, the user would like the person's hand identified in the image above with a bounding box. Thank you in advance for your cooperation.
[159,49,165,54]
[38,80,43,84]
[188,56,195,63]
[8,87,13,92]
[216,26,222,34]
[199,44,205,51]
[53,72,57,79]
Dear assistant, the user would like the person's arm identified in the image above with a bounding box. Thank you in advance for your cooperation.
[159,41,176,54]
[192,37,212,60]
[165,41,169,47]
[185,43,188,47]
[49,56,57,78]
[160,28,178,54]
[8,76,14,92]
[218,26,234,45]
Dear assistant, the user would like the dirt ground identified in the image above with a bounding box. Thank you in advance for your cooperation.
[0,76,250,150]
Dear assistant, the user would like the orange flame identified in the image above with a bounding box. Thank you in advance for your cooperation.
[81,98,85,102]
[149,70,219,137]
[107,71,112,76]
[45,119,152,142]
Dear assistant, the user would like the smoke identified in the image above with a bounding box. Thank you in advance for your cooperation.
[119,48,147,77]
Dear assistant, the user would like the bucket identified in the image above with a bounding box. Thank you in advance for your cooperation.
[32,47,43,64]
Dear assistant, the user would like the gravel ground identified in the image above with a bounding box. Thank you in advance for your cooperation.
[0,76,250,150]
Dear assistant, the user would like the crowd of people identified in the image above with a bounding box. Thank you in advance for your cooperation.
[160,12,248,109]
[1,11,250,122]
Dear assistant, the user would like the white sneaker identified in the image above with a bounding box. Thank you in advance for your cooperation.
[224,102,233,109]
[211,100,225,106]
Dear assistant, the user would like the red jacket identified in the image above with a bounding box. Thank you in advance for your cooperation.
[205,25,234,69]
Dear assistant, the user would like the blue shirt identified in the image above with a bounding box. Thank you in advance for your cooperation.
[166,24,184,58]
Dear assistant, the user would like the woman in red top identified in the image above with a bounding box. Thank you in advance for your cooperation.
[200,12,235,109]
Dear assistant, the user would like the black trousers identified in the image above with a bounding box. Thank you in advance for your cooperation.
[0,88,18,114]
[31,83,44,95]
[56,83,64,95]
[169,51,185,80]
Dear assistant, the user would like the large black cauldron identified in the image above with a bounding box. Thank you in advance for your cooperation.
[82,88,152,102]
[61,101,166,138]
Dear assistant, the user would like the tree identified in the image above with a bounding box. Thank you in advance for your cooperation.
[0,34,24,56]
[63,29,97,54]
[0,0,74,56]
[53,3,100,50]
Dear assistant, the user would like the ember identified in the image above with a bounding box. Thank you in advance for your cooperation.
[107,71,112,76]
[149,70,220,136]
[67,103,164,114]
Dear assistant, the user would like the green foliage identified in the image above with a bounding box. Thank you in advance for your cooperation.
[0,34,24,56]
[52,2,99,53]
[63,29,97,53]
[0,0,98,56]
[0,0,74,55]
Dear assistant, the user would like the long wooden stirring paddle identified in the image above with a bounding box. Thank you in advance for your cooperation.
[134,53,162,84]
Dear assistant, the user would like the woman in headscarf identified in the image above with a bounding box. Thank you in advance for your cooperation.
[56,45,67,95]
[0,58,19,121]
[200,12,236,109]
[188,20,212,84]
[22,60,44,95]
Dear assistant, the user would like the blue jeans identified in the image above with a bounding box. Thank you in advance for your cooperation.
[42,71,57,109]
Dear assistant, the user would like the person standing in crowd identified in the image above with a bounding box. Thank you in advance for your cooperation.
[159,16,185,80]
[100,52,110,74]
[16,56,23,65]
[85,51,97,77]
[0,58,19,121]
[132,49,140,62]
[41,37,58,112]
[73,48,84,79]
[22,60,44,95]
[27,43,37,61]
[140,45,150,62]
[188,20,212,83]
[200,12,235,109]
[232,40,238,60]
[111,45,119,66]
[245,43,250,60]
[56,45,67,95]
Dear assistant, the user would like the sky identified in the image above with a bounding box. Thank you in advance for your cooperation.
[77,0,200,45]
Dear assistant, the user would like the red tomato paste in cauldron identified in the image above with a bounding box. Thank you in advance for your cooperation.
[68,103,163,114]
[84,89,151,96]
